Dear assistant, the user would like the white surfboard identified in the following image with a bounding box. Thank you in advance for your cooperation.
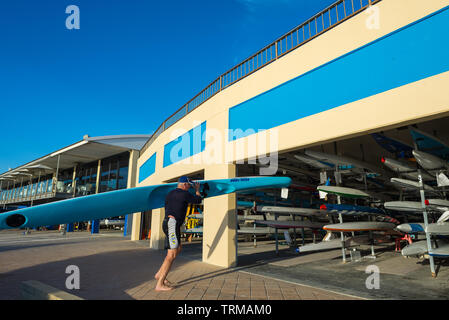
[317,185,370,199]
[428,199,449,209]
[293,154,333,169]
[297,238,345,253]
[297,234,391,253]
[390,178,435,192]
[426,222,449,235]
[305,150,382,175]
[183,226,286,235]
[254,205,325,217]
[238,227,276,235]
[254,220,325,229]
[385,200,449,213]
[402,240,430,257]
[384,201,422,212]
[413,150,449,171]
[402,239,449,257]
[381,157,433,180]
[323,221,396,232]
[238,215,267,221]
[429,245,449,258]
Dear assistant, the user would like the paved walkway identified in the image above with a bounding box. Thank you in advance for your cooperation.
[126,258,359,300]
[0,230,360,300]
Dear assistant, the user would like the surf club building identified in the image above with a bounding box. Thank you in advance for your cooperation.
[2,0,449,270]
[134,0,449,268]
[0,135,150,233]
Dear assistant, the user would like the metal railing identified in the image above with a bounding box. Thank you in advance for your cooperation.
[141,0,381,154]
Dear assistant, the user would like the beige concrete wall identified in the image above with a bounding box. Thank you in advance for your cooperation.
[230,70,449,162]
[138,0,449,175]
[133,0,449,266]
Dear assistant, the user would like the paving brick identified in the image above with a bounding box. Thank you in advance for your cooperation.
[267,294,284,300]
[218,294,235,300]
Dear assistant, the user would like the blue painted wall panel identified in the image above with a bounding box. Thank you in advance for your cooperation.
[229,6,449,141]
[163,121,207,167]
[139,152,157,183]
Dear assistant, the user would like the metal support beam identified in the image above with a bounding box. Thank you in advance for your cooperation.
[72,165,77,197]
[418,170,437,277]
[91,159,102,234]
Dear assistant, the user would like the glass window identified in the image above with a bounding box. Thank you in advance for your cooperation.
[37,182,42,195]
[47,179,53,193]
[100,161,112,193]
[88,172,97,195]
[75,166,97,196]
[118,166,128,190]
[57,170,73,194]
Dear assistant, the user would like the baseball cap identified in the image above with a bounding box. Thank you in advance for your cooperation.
[178,176,194,185]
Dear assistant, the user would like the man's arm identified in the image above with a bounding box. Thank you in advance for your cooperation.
[187,182,203,204]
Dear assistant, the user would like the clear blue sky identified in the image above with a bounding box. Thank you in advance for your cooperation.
[0,0,337,173]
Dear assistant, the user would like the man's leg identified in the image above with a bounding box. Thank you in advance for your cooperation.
[155,249,177,291]
[155,253,175,286]
[155,231,182,285]
[155,218,179,290]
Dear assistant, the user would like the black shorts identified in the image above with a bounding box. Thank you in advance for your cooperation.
[162,217,181,250]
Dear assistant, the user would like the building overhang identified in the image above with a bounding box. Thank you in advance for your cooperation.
[0,135,151,180]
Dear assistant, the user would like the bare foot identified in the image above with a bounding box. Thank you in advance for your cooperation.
[155,284,174,292]
[155,274,174,287]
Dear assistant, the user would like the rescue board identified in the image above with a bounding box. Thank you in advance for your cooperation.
[0,176,291,230]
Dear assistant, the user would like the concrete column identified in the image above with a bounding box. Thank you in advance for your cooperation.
[72,165,77,197]
[126,150,139,238]
[131,212,142,241]
[92,160,102,234]
[127,150,139,188]
[149,208,165,249]
[202,164,237,268]
[95,160,101,194]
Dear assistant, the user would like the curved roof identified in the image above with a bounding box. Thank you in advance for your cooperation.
[0,135,151,179]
